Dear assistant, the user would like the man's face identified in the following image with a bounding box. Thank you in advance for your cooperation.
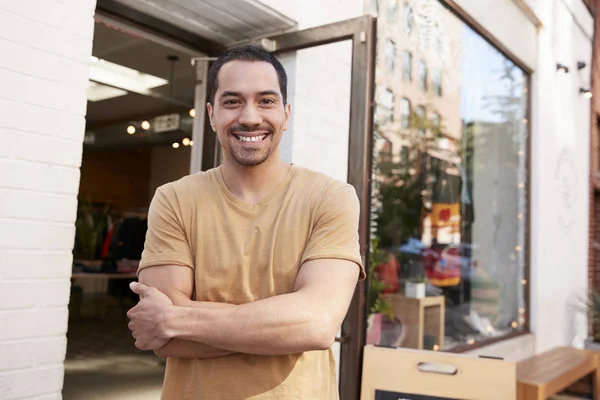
[207,60,290,167]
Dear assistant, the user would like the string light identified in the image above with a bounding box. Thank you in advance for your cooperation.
[518,150,525,157]
[189,109,196,117]
[182,138,191,146]
[189,140,194,146]
[517,213,523,220]
[141,121,150,130]
[172,142,180,149]
[519,308,525,314]
[518,182,525,189]
[515,245,522,252]
[433,345,440,351]
[127,125,136,135]
[511,321,518,328]
[521,279,527,285]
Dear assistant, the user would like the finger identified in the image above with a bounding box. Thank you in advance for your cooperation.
[129,281,148,296]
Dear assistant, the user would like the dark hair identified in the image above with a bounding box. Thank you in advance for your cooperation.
[207,45,288,105]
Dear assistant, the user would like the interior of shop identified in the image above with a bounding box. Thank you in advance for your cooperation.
[64,19,198,399]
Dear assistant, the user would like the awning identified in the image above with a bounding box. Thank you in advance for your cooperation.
[101,0,298,47]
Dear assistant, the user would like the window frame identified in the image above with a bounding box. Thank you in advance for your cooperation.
[368,0,533,355]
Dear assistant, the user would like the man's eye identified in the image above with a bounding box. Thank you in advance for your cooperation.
[224,100,240,105]
[261,99,276,105]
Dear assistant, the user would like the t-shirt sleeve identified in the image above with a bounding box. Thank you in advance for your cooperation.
[300,182,366,281]
[137,186,194,275]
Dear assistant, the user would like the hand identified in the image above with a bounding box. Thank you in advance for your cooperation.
[127,282,174,351]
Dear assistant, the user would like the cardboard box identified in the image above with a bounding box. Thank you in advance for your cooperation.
[360,345,516,400]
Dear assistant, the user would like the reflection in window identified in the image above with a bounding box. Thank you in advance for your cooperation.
[404,4,414,35]
[402,51,412,82]
[370,0,529,352]
[431,112,441,131]
[386,39,396,72]
[375,87,395,125]
[419,60,428,91]
[415,105,426,135]
[433,70,442,96]
[400,98,411,129]
[388,0,397,22]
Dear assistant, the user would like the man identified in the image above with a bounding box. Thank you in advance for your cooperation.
[126,45,365,399]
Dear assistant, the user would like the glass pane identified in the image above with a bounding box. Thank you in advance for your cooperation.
[369,0,529,351]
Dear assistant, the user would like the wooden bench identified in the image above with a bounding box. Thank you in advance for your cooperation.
[516,346,600,400]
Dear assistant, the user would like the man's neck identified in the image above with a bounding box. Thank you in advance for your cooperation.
[220,156,292,205]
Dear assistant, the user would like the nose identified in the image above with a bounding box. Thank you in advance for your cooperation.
[238,103,263,126]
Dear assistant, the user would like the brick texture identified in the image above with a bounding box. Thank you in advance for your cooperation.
[0,0,96,398]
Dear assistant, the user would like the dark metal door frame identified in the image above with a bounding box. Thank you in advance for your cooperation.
[265,16,377,400]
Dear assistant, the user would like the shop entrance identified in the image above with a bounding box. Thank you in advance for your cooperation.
[65,7,376,400]
[63,16,204,399]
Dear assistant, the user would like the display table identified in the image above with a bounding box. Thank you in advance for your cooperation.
[381,293,445,350]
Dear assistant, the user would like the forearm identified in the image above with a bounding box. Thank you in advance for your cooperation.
[163,292,336,356]
[154,338,235,359]
[156,293,237,359]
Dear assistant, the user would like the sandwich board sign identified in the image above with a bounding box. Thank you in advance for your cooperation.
[360,345,516,400]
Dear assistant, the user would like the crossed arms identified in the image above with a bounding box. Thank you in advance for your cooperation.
[129,257,361,359]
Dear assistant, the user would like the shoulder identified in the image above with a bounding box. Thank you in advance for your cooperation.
[153,168,219,202]
[292,166,358,210]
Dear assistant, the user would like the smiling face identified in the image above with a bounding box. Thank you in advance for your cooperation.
[207,60,290,167]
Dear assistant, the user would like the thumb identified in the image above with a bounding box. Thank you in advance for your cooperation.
[130,281,148,296]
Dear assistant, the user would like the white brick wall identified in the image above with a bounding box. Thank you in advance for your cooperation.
[0,0,96,398]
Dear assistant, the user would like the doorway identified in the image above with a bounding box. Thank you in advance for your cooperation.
[64,9,376,400]
[63,16,202,400]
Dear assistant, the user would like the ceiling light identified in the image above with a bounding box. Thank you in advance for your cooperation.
[580,88,593,99]
[141,121,151,130]
[87,81,128,102]
[182,137,191,146]
[89,56,168,95]
[189,109,196,118]
[172,142,180,149]
[127,125,136,135]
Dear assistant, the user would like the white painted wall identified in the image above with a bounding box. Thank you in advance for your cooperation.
[527,0,593,353]
[0,0,97,398]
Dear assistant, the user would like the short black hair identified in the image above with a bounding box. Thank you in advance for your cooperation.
[207,45,288,105]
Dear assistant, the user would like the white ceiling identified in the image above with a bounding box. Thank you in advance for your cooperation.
[110,0,297,45]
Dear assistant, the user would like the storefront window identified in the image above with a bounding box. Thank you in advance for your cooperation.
[369,0,529,351]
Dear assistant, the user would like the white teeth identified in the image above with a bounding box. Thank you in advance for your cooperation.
[237,135,266,142]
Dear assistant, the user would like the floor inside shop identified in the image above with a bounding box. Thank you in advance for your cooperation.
[63,316,165,400]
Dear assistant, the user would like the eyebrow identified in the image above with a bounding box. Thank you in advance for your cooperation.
[218,90,281,100]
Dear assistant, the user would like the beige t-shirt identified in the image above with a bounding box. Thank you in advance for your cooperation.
[138,164,365,400]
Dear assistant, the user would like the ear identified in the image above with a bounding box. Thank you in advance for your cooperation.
[206,103,216,132]
[283,103,291,131]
